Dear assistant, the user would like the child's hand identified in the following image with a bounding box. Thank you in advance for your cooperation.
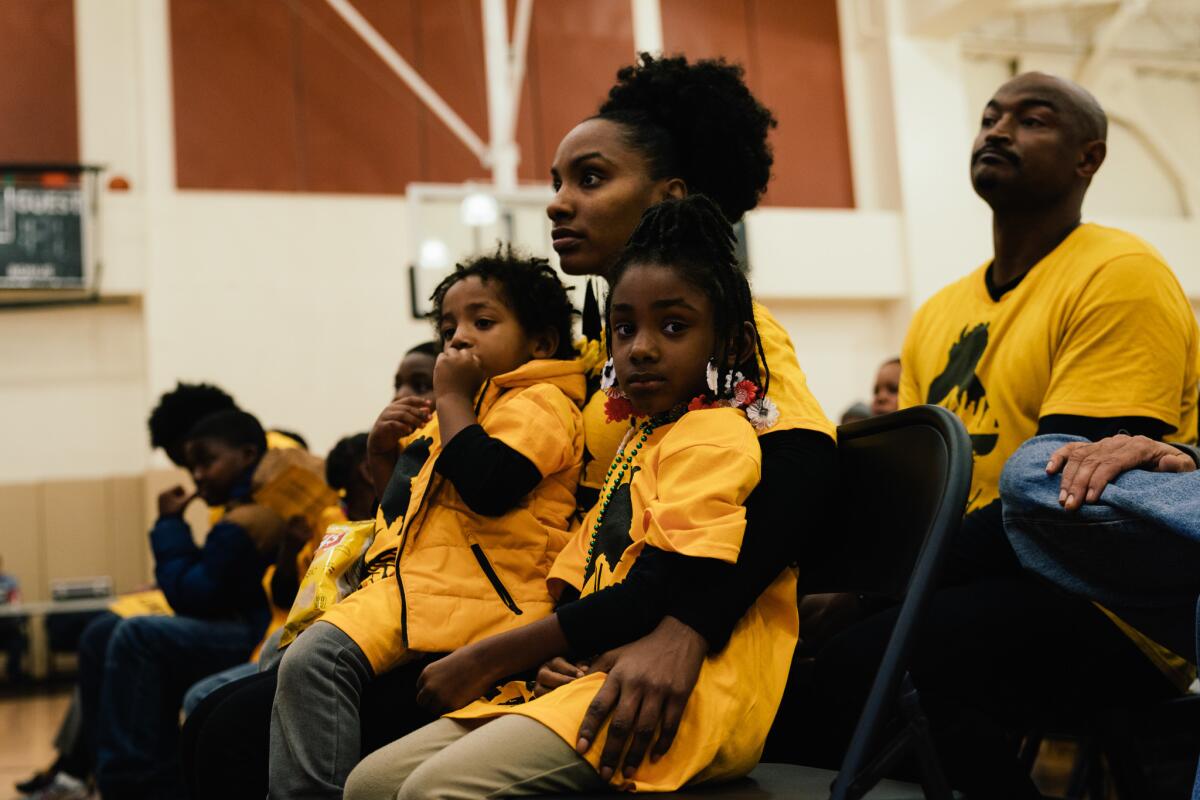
[157,486,196,518]
[533,657,588,697]
[367,397,433,458]
[434,348,486,401]
[415,645,496,713]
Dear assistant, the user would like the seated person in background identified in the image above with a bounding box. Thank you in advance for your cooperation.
[344,196,794,799]
[839,402,870,425]
[0,555,25,685]
[147,381,304,468]
[1004,434,1200,796]
[78,409,332,800]
[839,357,900,425]
[788,73,1200,798]
[181,432,374,717]
[268,248,587,800]
[870,356,900,416]
[394,341,439,400]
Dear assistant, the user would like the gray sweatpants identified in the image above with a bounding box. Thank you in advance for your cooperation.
[267,621,374,799]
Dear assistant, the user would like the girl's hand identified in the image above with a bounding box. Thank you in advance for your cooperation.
[367,397,433,458]
[434,349,486,401]
[533,657,588,697]
[415,645,496,713]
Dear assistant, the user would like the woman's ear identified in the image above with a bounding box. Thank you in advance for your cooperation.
[530,328,561,360]
[723,321,757,370]
[652,177,687,204]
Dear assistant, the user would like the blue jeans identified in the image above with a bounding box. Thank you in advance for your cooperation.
[82,612,261,799]
[1000,435,1200,798]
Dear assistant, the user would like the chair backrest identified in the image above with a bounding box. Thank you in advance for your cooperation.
[797,405,970,599]
[814,405,972,800]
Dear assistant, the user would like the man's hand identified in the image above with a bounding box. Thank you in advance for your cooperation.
[434,348,486,401]
[533,657,587,697]
[157,486,196,518]
[367,396,432,459]
[1047,433,1196,511]
[415,643,497,714]
[576,617,708,781]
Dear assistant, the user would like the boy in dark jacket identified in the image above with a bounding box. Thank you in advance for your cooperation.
[80,409,303,800]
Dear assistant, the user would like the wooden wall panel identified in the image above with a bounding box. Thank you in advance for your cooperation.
[661,0,753,67]
[41,481,110,590]
[523,0,635,181]
[414,0,490,184]
[662,0,854,209]
[171,0,301,191]
[290,0,424,193]
[747,0,853,208]
[0,0,78,163]
[108,476,151,593]
[0,484,43,601]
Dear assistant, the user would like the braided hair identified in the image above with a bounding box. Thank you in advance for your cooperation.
[597,54,776,223]
[606,195,768,393]
[430,245,579,360]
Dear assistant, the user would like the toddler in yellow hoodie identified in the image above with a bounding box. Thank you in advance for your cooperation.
[268,249,587,799]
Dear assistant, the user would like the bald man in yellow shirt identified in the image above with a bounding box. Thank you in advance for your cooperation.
[791,73,1200,799]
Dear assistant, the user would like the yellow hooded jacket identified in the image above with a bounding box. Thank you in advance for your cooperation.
[321,357,587,674]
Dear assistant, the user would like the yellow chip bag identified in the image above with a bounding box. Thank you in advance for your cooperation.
[279,520,375,647]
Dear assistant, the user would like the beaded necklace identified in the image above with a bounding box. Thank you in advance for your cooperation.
[584,405,686,576]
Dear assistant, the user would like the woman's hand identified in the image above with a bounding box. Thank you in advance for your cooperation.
[1047,434,1196,511]
[533,657,588,697]
[576,617,708,781]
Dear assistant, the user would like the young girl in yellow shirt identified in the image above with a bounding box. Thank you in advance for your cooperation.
[345,195,798,798]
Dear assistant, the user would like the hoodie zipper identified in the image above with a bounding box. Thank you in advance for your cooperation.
[392,379,495,647]
[469,543,523,615]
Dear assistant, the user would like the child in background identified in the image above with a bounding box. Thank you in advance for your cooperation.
[268,249,587,799]
[345,195,797,798]
[393,341,439,400]
[871,357,901,416]
[79,409,331,800]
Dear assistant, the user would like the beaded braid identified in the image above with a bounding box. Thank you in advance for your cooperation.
[604,194,769,394]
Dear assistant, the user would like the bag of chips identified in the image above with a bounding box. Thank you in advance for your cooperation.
[279,520,375,646]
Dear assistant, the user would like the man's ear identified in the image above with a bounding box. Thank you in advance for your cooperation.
[530,328,560,360]
[1077,140,1106,179]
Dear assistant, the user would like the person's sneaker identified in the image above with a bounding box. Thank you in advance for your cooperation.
[15,768,56,794]
[27,772,89,800]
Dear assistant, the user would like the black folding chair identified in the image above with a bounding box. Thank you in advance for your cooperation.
[545,405,973,799]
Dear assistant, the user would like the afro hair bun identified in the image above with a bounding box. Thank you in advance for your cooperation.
[598,53,776,223]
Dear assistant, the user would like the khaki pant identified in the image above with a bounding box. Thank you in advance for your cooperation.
[344,715,605,800]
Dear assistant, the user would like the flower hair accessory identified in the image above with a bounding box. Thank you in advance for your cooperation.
[692,359,778,431]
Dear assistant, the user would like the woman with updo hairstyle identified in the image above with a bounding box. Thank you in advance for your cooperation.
[537,54,839,778]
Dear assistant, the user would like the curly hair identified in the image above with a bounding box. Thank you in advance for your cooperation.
[147,382,238,463]
[606,195,768,392]
[429,246,579,360]
[186,409,267,458]
[325,432,368,491]
[597,54,776,223]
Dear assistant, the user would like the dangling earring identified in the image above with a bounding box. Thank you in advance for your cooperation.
[601,357,634,423]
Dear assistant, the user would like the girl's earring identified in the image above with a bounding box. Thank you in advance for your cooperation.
[602,357,634,423]
[706,360,720,395]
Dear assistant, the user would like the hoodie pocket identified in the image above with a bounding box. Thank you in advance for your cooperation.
[469,543,523,615]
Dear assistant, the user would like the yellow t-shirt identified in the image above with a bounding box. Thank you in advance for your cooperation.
[900,223,1199,513]
[450,408,799,792]
[578,301,835,497]
[900,222,1200,687]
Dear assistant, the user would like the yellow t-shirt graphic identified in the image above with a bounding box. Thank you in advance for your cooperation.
[901,223,1199,514]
